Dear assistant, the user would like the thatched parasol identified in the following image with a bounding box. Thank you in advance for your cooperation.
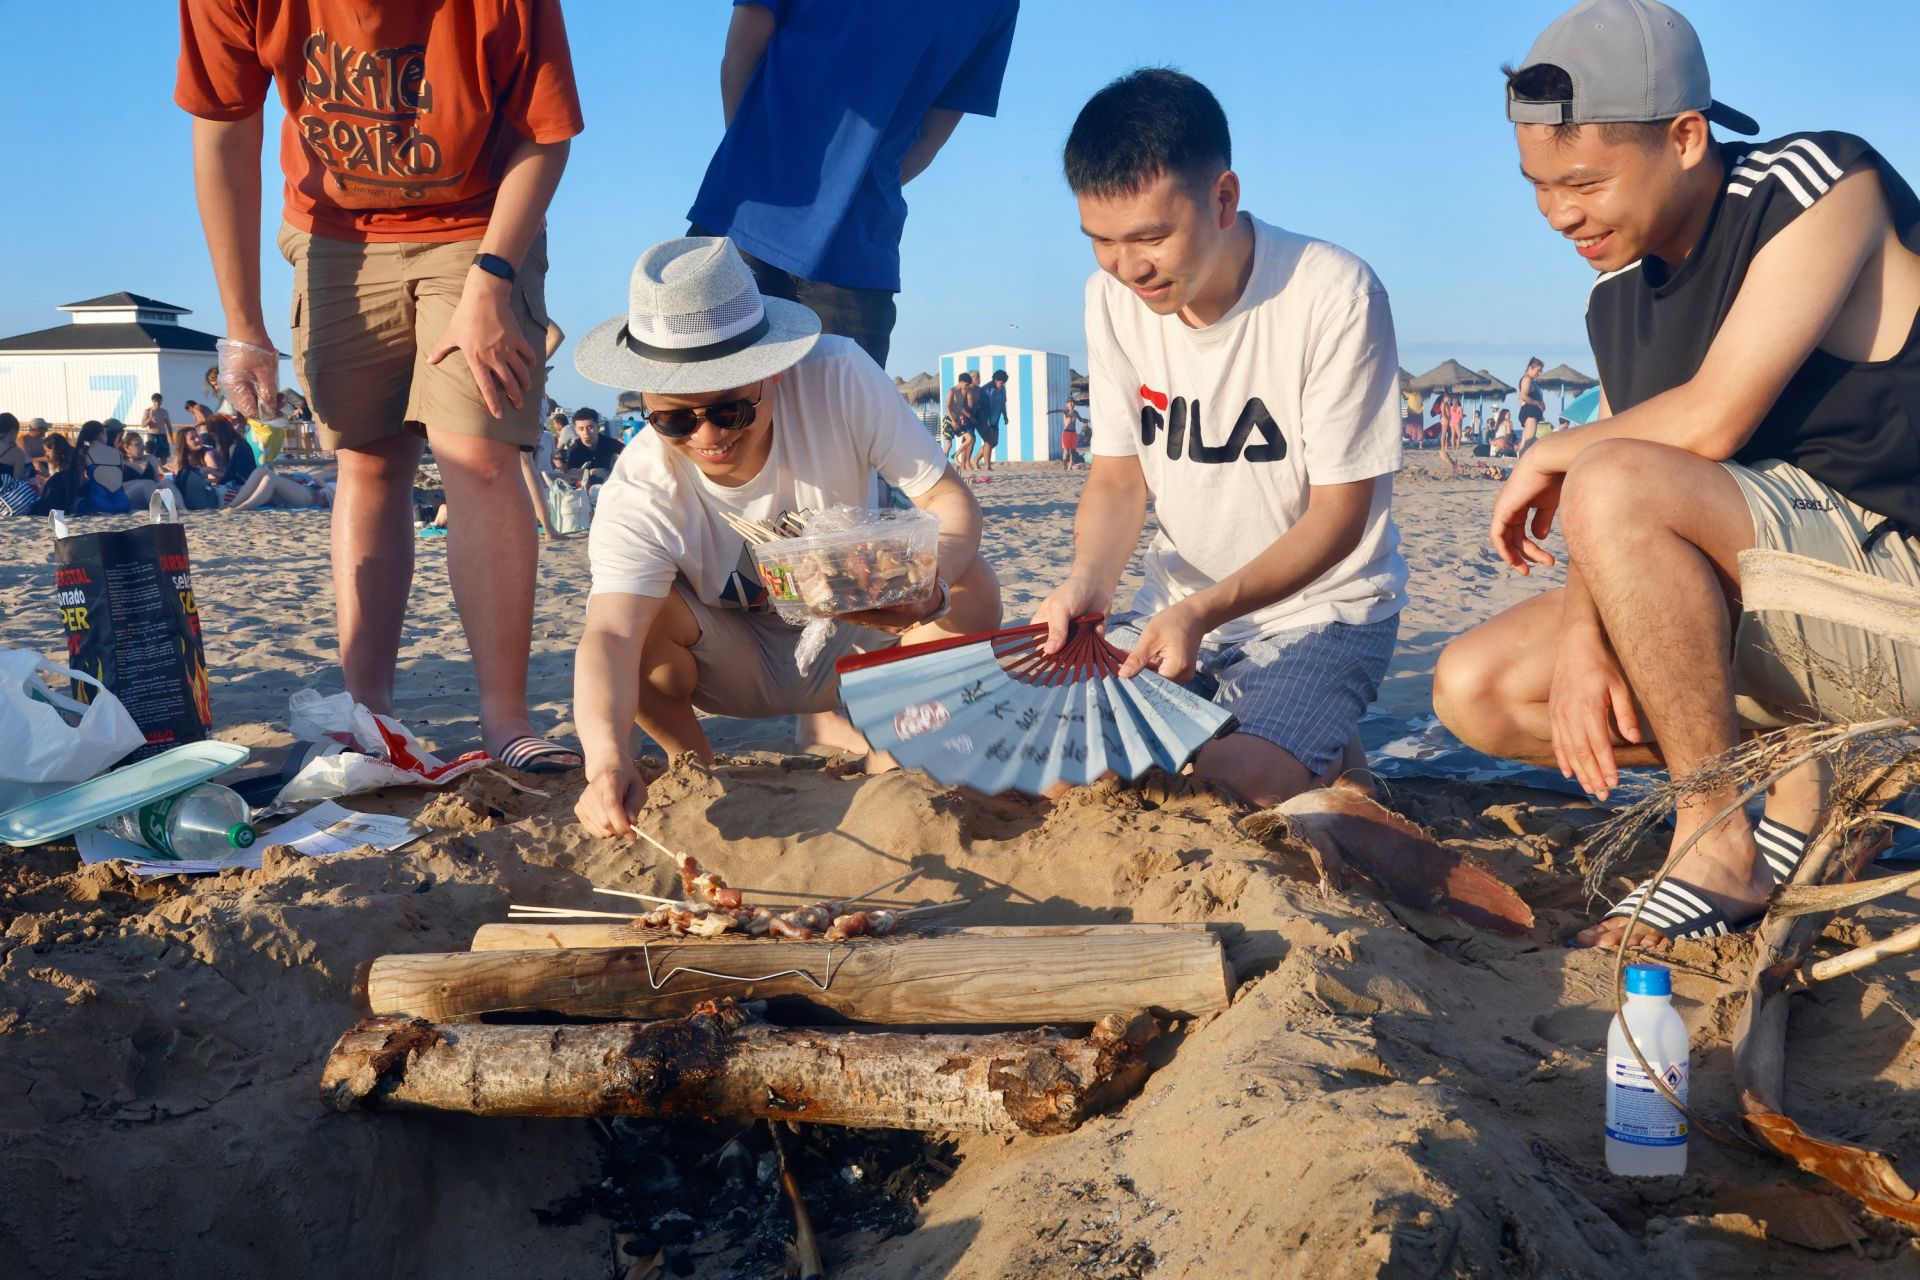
[1405,359,1482,395]
[1534,362,1599,413]
[895,372,940,405]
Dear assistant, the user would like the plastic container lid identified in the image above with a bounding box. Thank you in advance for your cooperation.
[1625,964,1672,997]
[0,741,252,847]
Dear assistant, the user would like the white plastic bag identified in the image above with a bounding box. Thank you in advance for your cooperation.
[0,649,147,785]
[545,475,592,537]
[275,690,489,805]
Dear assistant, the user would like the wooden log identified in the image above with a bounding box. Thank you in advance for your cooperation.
[469,920,1210,952]
[365,931,1232,1025]
[319,1002,1161,1135]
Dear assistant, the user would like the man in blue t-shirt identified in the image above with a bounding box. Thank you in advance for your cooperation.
[687,0,1018,366]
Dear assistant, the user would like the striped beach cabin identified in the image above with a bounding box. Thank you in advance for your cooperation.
[939,345,1073,463]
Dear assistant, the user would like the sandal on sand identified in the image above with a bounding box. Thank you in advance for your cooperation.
[1600,878,1740,942]
[493,735,583,774]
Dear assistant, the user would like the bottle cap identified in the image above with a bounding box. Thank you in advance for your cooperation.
[1625,964,1671,996]
[227,823,257,849]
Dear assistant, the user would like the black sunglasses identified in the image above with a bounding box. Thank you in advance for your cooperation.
[645,393,763,439]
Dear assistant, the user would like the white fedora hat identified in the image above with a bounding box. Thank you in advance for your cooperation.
[574,237,821,395]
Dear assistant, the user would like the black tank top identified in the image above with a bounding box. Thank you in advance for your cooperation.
[1587,131,1920,533]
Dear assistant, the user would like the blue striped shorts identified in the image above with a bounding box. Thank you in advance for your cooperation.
[1105,612,1401,772]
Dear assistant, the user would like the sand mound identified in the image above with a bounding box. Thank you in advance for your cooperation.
[4,757,1916,1278]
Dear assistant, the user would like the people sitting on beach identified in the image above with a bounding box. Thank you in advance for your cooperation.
[226,465,334,510]
[68,420,130,514]
[165,429,222,509]
[0,414,27,483]
[1034,69,1407,810]
[118,430,162,507]
[30,435,85,517]
[568,237,1001,835]
[560,407,622,488]
[19,418,49,478]
[1434,0,1920,946]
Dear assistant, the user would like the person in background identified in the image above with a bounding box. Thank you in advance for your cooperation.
[687,0,1019,366]
[31,435,86,516]
[1444,395,1465,450]
[166,428,222,509]
[1490,407,1517,457]
[561,407,622,488]
[1058,397,1084,470]
[945,372,977,470]
[118,431,162,506]
[205,417,257,493]
[0,414,26,482]
[72,420,129,514]
[140,393,172,440]
[971,367,1008,472]
[20,418,49,477]
[177,0,586,774]
[1470,407,1483,445]
[518,320,567,538]
[1516,356,1546,439]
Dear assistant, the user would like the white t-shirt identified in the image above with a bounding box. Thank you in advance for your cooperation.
[589,335,950,609]
[1087,214,1407,645]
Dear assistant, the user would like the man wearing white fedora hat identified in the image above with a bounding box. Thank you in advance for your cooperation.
[570,238,1002,835]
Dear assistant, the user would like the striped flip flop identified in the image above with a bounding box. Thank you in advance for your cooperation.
[1754,816,1809,884]
[1600,878,1735,942]
[493,735,583,774]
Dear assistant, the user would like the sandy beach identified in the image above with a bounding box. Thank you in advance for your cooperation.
[2,450,1916,1278]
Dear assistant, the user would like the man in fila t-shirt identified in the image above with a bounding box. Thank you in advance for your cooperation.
[1434,0,1920,946]
[1034,69,1407,809]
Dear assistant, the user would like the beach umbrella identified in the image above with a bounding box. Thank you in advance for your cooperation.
[1406,359,1481,395]
[895,371,940,405]
[1534,362,1598,413]
[835,616,1237,797]
[1564,385,1602,424]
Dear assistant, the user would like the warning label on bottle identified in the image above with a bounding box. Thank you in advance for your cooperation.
[1606,1057,1688,1146]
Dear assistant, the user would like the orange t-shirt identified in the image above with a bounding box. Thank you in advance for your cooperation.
[174,0,584,243]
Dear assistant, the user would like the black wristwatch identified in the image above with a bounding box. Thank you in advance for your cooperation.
[472,252,517,283]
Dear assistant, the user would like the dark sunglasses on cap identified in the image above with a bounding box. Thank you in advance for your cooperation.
[645,392,763,439]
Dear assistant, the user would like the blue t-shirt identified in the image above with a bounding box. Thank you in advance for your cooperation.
[688,0,1018,292]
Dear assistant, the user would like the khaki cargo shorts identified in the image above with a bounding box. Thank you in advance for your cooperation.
[277,223,548,451]
[677,585,897,720]
[1727,458,1920,727]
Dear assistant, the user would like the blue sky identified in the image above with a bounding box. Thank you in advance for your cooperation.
[1,1,1915,418]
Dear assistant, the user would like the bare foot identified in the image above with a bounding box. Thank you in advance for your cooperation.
[1576,807,1773,948]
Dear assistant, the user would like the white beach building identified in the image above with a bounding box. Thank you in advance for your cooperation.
[0,293,221,426]
[939,345,1073,462]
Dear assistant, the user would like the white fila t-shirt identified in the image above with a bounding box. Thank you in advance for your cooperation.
[1087,214,1407,645]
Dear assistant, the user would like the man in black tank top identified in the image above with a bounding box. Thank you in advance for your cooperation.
[1433,0,1920,948]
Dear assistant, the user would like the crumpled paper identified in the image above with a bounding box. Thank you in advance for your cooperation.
[274,690,489,805]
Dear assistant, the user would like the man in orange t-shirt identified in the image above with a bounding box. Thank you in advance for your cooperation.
[176,0,585,773]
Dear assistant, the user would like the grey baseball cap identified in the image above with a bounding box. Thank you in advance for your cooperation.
[1507,0,1758,136]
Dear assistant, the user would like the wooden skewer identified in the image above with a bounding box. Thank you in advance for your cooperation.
[591,887,688,907]
[631,828,685,865]
[507,905,643,921]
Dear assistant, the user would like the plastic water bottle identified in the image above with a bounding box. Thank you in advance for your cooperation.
[1605,964,1689,1175]
[106,784,257,861]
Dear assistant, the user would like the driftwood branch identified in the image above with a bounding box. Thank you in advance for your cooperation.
[1732,824,1920,1225]
[320,1002,1161,1136]
[468,921,1210,951]
[364,930,1233,1025]
[1796,921,1920,986]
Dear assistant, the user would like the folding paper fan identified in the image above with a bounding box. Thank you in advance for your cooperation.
[835,616,1237,796]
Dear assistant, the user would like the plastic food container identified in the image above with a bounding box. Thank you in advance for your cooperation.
[749,507,939,623]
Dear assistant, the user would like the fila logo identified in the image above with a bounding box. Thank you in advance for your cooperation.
[1138,390,1285,465]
